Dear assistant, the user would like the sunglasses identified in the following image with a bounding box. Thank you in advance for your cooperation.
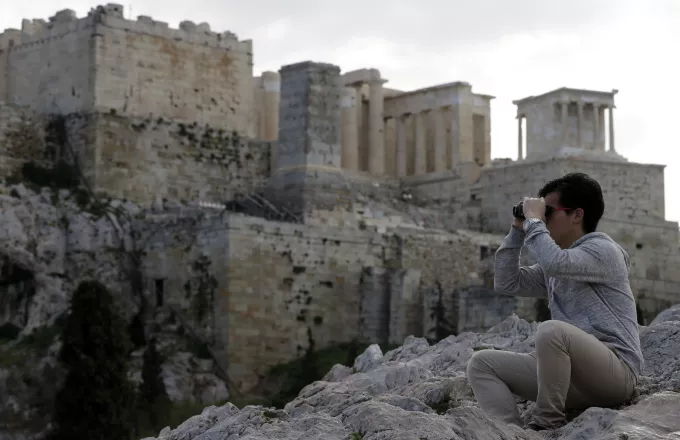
[545,205,573,217]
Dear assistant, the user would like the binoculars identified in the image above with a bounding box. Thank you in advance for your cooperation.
[512,202,555,220]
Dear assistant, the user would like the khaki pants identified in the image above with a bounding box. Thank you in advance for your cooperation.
[466,319,636,428]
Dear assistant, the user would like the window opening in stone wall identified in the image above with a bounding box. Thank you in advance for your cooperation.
[636,243,643,250]
[155,279,165,307]
[480,245,489,260]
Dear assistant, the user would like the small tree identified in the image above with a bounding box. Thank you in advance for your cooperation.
[429,282,455,343]
[139,337,171,428]
[49,280,135,440]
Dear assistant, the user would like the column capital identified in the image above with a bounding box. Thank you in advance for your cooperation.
[367,78,388,86]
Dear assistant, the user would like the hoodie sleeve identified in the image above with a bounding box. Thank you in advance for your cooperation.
[523,219,623,283]
[493,226,548,297]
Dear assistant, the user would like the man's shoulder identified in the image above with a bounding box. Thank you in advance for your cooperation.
[579,232,631,273]
[577,232,620,251]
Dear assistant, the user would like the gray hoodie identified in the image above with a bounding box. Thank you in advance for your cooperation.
[494,220,644,378]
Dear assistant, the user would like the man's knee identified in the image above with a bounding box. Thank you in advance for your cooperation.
[467,349,494,379]
[535,319,571,348]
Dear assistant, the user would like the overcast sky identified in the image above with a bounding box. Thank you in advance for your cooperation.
[3,1,679,222]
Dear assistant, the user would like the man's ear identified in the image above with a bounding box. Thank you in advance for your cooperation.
[572,208,584,224]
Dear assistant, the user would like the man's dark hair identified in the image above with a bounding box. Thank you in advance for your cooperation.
[538,172,605,233]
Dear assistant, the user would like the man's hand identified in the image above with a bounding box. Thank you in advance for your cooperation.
[512,198,526,231]
[512,217,525,231]
[523,197,546,221]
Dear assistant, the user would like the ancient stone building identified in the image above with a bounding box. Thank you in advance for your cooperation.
[1,4,678,392]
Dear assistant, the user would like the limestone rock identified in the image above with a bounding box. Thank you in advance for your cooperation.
[649,303,680,326]
[352,343,382,373]
[161,352,229,404]
[0,184,228,439]
[143,311,680,440]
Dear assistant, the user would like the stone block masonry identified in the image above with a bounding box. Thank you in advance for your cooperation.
[3,14,95,114]
[274,61,342,170]
[224,216,395,389]
[0,103,46,179]
[80,113,271,205]
[2,4,254,133]
[478,157,668,233]
[267,61,347,216]
[142,211,502,391]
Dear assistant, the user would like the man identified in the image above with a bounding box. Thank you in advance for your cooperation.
[466,172,642,431]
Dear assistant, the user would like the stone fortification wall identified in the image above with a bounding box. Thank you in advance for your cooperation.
[142,212,388,390]
[91,6,254,132]
[224,216,389,389]
[142,209,499,391]
[599,218,680,322]
[4,10,95,114]
[0,103,46,179]
[62,112,271,205]
[0,30,20,102]
[2,4,254,134]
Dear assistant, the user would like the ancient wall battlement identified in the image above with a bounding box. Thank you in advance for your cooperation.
[1,4,247,51]
[1,4,254,128]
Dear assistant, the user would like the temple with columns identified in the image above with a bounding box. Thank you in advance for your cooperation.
[253,67,494,180]
[513,87,622,162]
[337,69,493,176]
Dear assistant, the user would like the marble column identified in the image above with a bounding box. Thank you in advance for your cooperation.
[262,71,280,175]
[353,84,365,169]
[414,111,427,175]
[560,101,569,145]
[262,71,281,140]
[340,87,358,170]
[608,105,615,152]
[592,104,601,151]
[433,108,446,172]
[450,107,460,168]
[576,103,584,147]
[368,79,385,175]
[517,115,523,160]
[396,114,408,177]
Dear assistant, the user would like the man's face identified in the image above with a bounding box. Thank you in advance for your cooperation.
[543,192,574,248]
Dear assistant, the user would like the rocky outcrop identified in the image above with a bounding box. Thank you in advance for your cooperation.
[0,183,136,334]
[0,184,228,439]
[142,313,680,440]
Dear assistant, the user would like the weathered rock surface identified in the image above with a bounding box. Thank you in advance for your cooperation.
[0,184,228,439]
[143,314,680,440]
